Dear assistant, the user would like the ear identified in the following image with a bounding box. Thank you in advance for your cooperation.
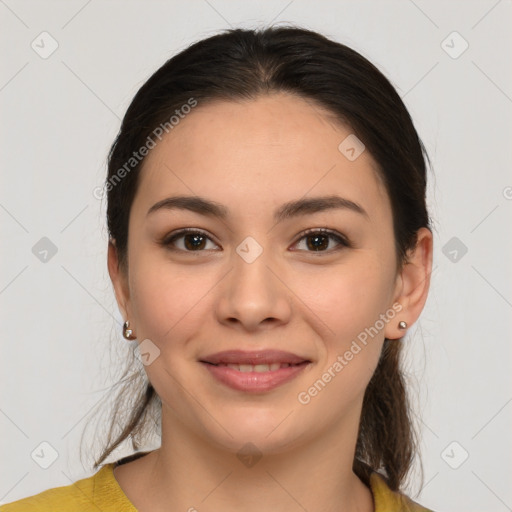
[107,238,131,322]
[385,227,433,340]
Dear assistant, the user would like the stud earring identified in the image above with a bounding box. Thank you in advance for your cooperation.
[398,321,407,330]
[123,320,136,340]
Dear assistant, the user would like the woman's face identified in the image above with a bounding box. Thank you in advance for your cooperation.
[111,92,407,454]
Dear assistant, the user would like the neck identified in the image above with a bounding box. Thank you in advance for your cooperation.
[118,405,374,512]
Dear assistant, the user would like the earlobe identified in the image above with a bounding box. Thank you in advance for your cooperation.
[385,227,433,340]
[107,239,131,321]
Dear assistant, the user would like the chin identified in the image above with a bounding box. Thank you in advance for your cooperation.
[203,407,307,455]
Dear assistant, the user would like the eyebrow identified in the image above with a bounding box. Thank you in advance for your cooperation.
[146,194,369,222]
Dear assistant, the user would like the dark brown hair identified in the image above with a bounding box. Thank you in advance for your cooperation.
[87,24,432,494]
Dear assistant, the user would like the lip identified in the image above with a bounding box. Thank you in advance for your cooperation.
[199,350,311,393]
[201,361,310,392]
[200,350,309,366]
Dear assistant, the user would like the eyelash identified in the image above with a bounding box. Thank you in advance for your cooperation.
[161,227,351,254]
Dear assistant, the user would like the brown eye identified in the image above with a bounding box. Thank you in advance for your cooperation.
[292,229,350,253]
[163,229,219,252]
[161,228,350,254]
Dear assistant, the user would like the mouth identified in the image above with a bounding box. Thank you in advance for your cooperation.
[199,350,311,392]
[199,349,310,366]
[202,361,308,372]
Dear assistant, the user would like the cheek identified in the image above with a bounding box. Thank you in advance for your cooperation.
[291,257,393,399]
[293,265,388,410]
[294,257,392,343]
[129,255,215,345]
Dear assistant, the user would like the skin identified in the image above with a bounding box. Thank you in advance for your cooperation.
[108,92,433,512]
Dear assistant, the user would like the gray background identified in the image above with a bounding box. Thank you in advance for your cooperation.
[1,1,511,511]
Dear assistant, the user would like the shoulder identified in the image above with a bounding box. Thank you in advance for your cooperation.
[0,464,136,512]
[369,472,435,512]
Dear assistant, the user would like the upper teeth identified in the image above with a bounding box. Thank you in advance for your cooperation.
[218,363,292,372]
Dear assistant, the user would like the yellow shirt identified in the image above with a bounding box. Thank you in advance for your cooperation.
[0,463,434,512]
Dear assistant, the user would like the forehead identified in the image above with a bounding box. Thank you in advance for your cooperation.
[133,93,391,223]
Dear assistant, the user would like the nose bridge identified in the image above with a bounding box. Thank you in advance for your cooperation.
[232,238,277,304]
[216,237,291,330]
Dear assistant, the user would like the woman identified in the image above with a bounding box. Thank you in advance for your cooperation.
[1,25,435,511]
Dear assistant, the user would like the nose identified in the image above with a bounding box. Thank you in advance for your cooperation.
[215,246,292,333]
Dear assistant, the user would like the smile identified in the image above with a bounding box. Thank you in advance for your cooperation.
[200,360,310,392]
[209,362,301,372]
